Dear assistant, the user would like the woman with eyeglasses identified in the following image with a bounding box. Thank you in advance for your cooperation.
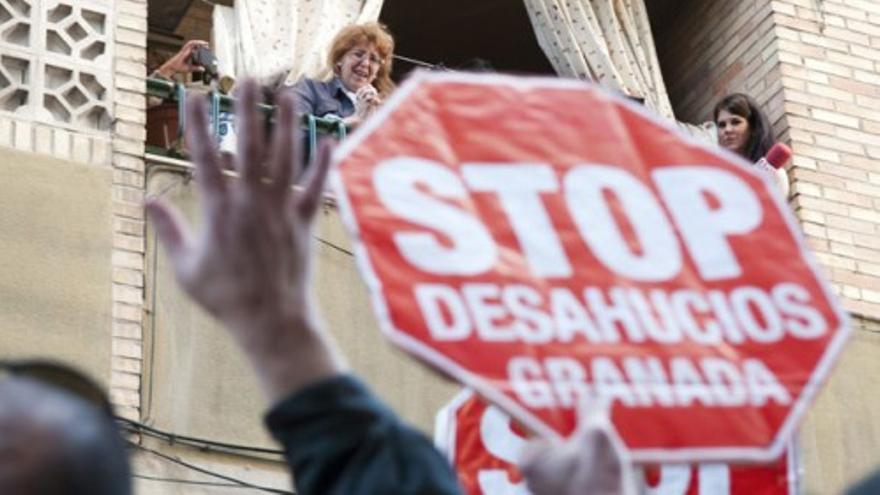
[291,22,395,128]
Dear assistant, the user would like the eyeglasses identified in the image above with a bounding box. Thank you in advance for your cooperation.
[347,48,383,67]
[0,360,115,417]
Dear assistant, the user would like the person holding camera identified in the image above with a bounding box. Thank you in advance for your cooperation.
[152,40,212,81]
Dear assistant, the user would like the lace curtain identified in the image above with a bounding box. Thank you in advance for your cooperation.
[212,0,385,85]
[523,0,715,140]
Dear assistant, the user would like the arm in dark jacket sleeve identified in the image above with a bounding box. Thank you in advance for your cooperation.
[265,375,463,495]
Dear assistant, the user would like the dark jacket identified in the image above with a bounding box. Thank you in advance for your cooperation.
[265,375,463,495]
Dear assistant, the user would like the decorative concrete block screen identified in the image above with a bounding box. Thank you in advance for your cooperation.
[0,0,113,132]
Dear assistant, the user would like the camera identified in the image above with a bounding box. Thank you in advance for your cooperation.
[190,46,219,84]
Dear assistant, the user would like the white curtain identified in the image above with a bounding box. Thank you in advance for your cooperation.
[523,0,715,141]
[212,0,385,85]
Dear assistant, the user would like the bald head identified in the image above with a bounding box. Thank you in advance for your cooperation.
[0,377,131,495]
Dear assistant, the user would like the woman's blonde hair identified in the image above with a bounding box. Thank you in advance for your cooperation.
[328,22,395,96]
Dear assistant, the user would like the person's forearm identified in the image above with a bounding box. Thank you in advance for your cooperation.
[154,63,176,79]
[231,307,347,404]
[265,375,464,495]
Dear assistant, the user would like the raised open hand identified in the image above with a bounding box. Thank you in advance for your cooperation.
[146,80,343,401]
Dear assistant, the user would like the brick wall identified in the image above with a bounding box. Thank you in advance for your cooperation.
[110,0,148,420]
[770,0,880,319]
[0,116,111,163]
[654,0,880,320]
[654,0,787,134]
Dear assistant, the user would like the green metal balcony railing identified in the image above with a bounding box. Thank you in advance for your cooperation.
[145,77,348,163]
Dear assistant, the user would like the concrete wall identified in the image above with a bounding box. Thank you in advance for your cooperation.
[142,166,458,442]
[801,317,880,494]
[0,148,113,384]
[132,436,290,494]
[126,164,459,493]
[0,0,126,393]
[0,0,151,421]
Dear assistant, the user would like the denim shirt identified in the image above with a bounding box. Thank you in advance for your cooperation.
[291,77,356,120]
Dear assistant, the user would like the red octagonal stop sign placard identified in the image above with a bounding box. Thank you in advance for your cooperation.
[330,71,850,462]
[434,389,798,495]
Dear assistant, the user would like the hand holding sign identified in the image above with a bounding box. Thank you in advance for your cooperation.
[519,394,636,495]
[333,71,849,462]
[435,390,798,495]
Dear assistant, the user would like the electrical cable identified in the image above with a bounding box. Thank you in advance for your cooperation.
[392,53,446,70]
[128,441,294,494]
[314,235,354,257]
[132,473,245,489]
[144,223,159,423]
[118,416,285,456]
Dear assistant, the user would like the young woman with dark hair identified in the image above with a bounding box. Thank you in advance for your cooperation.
[714,93,790,196]
[713,93,774,162]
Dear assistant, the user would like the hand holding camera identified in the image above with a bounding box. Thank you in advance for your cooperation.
[154,40,215,82]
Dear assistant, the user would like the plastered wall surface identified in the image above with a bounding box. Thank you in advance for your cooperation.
[144,169,458,450]
[800,317,880,494]
[0,147,113,384]
[131,437,290,494]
